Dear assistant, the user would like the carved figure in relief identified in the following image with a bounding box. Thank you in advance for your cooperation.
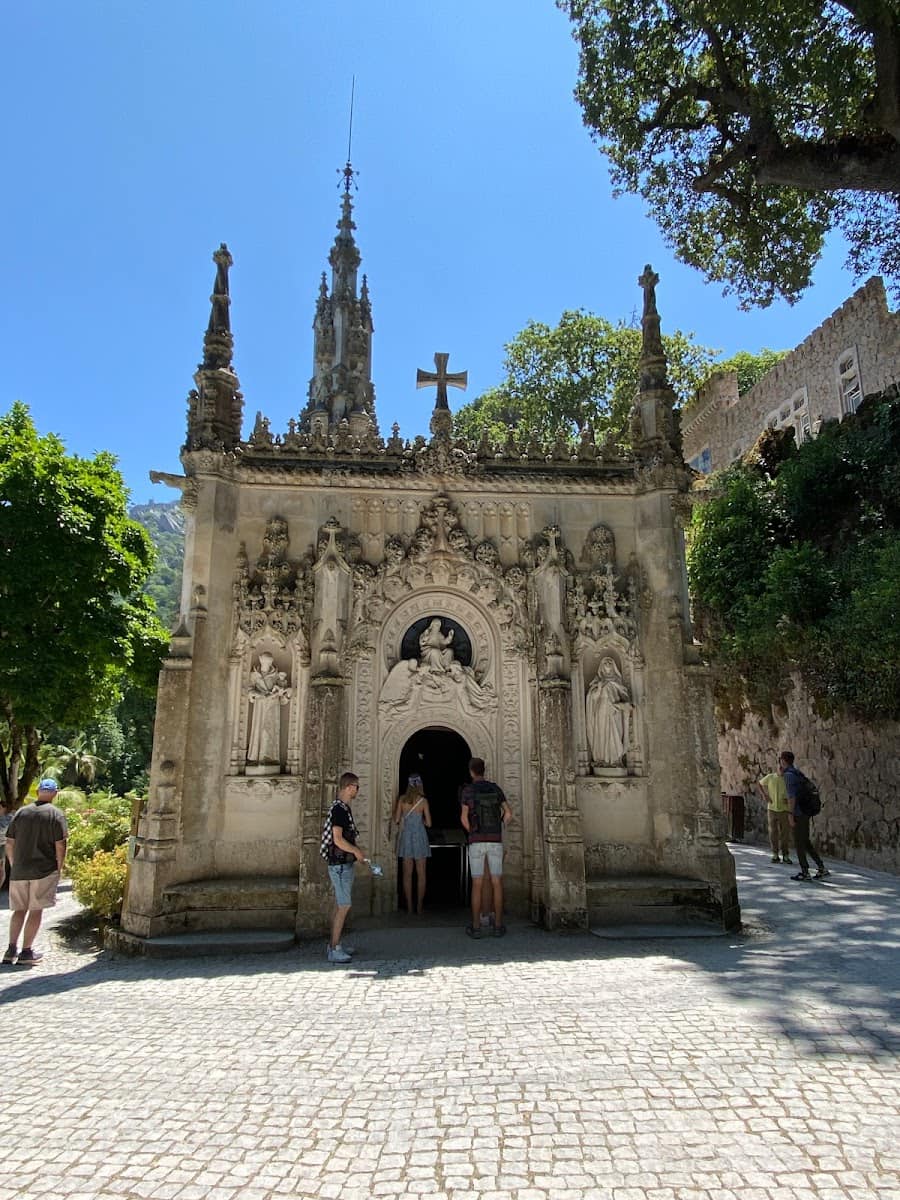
[448,661,497,714]
[419,618,456,671]
[379,658,421,711]
[246,652,291,765]
[586,656,631,767]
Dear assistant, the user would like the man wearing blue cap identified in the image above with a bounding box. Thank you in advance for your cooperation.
[2,779,68,966]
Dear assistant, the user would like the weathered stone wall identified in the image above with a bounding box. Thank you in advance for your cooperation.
[718,674,900,873]
[684,277,900,472]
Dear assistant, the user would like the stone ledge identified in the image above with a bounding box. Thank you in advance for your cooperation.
[586,875,718,925]
[161,875,298,912]
[105,928,296,958]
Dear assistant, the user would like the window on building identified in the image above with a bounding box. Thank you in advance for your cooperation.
[688,446,713,474]
[765,410,779,429]
[836,347,862,415]
[789,387,811,444]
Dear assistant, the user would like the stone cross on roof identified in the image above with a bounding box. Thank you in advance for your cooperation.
[638,264,660,320]
[416,352,468,411]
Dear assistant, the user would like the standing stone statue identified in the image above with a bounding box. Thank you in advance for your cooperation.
[586,656,631,767]
[246,652,291,767]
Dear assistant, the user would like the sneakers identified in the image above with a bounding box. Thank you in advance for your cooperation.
[326,944,352,964]
[465,925,482,939]
[2,944,17,965]
[16,948,43,966]
[336,943,356,957]
[814,867,831,879]
[771,855,780,863]
[493,924,507,937]
[791,871,812,881]
[782,856,793,864]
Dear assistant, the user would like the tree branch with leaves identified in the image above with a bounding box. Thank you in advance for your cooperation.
[560,0,900,306]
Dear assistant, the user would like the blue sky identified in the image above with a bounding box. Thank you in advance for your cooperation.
[2,2,862,502]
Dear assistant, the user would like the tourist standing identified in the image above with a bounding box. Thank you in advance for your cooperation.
[781,752,829,882]
[325,772,367,964]
[2,780,68,966]
[460,758,511,938]
[757,766,792,864]
[392,774,432,915]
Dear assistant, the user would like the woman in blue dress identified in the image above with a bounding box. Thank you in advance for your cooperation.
[392,775,432,914]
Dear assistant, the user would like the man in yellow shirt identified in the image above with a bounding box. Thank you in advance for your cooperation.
[758,769,792,864]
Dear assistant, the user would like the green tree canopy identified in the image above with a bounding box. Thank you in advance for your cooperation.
[0,402,169,804]
[560,0,900,307]
[688,386,900,721]
[717,349,788,396]
[453,310,717,444]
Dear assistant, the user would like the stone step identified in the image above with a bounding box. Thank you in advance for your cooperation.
[161,875,298,912]
[106,928,297,958]
[586,874,715,925]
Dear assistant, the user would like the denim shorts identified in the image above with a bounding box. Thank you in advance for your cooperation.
[468,842,503,878]
[328,863,355,906]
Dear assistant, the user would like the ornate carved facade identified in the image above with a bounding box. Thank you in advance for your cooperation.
[121,178,739,943]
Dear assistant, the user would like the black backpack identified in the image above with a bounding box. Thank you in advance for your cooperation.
[795,773,822,817]
[472,785,504,837]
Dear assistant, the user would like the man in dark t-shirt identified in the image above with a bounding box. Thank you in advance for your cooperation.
[3,779,68,966]
[326,772,367,965]
[460,757,512,939]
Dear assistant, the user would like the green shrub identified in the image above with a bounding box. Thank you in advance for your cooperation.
[55,789,134,869]
[70,845,128,921]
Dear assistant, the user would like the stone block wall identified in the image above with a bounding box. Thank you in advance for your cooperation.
[684,277,900,472]
[717,674,900,873]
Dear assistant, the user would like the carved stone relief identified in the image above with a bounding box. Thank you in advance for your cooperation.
[566,527,646,777]
[230,517,311,775]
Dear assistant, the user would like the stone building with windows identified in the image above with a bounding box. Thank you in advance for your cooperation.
[684,277,900,474]
[119,169,739,946]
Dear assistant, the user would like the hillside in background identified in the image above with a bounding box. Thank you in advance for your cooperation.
[130,498,184,629]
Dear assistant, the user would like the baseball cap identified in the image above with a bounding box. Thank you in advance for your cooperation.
[408,774,423,788]
[38,779,59,793]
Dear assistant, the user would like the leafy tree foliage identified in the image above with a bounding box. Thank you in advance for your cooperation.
[716,349,788,396]
[41,735,106,791]
[688,386,900,720]
[0,403,169,804]
[453,310,718,443]
[560,0,900,306]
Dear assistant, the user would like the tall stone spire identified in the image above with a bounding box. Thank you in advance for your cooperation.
[185,244,244,452]
[301,163,377,438]
[631,264,682,465]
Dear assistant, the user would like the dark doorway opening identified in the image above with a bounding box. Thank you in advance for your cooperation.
[397,727,471,911]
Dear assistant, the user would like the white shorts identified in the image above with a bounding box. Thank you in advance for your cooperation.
[9,871,60,910]
[468,843,503,878]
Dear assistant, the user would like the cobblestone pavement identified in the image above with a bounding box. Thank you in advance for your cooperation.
[2,845,900,1200]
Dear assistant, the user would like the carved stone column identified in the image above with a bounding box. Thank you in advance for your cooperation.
[296,676,347,933]
[537,673,588,929]
[120,628,194,937]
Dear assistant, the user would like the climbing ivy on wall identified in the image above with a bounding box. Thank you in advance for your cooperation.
[688,386,900,723]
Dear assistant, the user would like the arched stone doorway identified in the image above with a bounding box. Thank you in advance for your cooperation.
[397,727,471,910]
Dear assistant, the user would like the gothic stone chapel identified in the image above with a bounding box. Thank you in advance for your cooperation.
[120,169,740,944]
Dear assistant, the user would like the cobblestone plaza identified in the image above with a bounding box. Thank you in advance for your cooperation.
[3,844,899,1200]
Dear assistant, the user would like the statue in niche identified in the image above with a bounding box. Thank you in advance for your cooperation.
[419,618,456,671]
[246,652,291,766]
[586,656,631,768]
